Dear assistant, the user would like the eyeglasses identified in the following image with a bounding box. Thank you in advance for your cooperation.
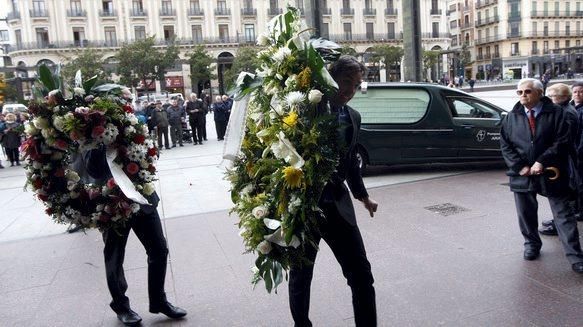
[516,89,533,96]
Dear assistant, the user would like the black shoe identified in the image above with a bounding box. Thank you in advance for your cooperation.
[524,249,540,261]
[150,302,187,319]
[67,224,83,233]
[172,144,176,148]
[165,147,171,150]
[541,219,554,227]
[179,144,184,147]
[572,262,583,273]
[198,142,203,145]
[539,224,558,236]
[116,309,142,326]
[16,161,20,166]
[10,162,14,167]
[203,138,208,141]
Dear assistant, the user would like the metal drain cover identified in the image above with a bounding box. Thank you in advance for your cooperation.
[424,203,469,216]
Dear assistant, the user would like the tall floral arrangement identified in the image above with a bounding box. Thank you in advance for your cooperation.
[21,65,158,231]
[226,7,342,292]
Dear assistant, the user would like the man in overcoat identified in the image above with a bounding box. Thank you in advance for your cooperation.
[500,78,583,273]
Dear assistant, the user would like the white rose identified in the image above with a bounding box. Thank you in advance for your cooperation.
[252,205,268,219]
[124,126,136,136]
[25,123,39,136]
[126,114,138,126]
[143,182,155,195]
[130,203,140,213]
[65,170,81,182]
[48,89,60,97]
[308,89,323,104]
[256,240,272,254]
[73,87,85,96]
[33,117,49,130]
[53,116,66,132]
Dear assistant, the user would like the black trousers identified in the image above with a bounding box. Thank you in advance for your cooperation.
[189,117,204,143]
[102,210,169,313]
[215,120,226,140]
[201,114,207,140]
[5,147,19,164]
[169,122,183,146]
[514,191,583,264]
[288,203,376,327]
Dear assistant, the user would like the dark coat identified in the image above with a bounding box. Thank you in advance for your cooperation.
[151,108,169,128]
[319,106,368,226]
[1,122,22,148]
[166,105,185,125]
[500,97,570,196]
[213,102,227,122]
[185,99,205,119]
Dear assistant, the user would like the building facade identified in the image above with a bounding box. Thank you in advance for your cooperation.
[3,0,451,96]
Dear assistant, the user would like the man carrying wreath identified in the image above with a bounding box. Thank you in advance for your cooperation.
[288,55,379,327]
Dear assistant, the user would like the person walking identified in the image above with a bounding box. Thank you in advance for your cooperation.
[288,55,379,327]
[167,99,185,147]
[500,78,583,274]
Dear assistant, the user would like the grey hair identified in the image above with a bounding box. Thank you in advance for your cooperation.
[518,78,544,91]
[547,83,572,96]
[190,93,197,98]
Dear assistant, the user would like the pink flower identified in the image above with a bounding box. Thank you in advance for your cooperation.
[126,162,139,175]
[53,139,68,151]
[87,188,100,200]
[91,125,106,138]
[106,178,117,189]
[69,130,82,141]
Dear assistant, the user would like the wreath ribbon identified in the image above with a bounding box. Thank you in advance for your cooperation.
[106,149,150,205]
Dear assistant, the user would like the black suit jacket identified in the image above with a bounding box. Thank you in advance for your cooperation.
[319,106,368,226]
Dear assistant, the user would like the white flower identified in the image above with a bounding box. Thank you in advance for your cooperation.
[256,32,270,46]
[285,91,305,107]
[272,47,292,64]
[143,182,155,195]
[236,72,255,87]
[65,170,81,183]
[240,184,254,196]
[73,87,85,96]
[284,75,297,88]
[256,129,270,143]
[320,67,339,89]
[264,228,301,248]
[308,89,323,104]
[256,240,272,254]
[125,113,138,126]
[33,117,49,130]
[53,116,66,132]
[263,218,281,230]
[124,126,136,136]
[25,123,39,136]
[142,125,149,134]
[130,203,140,213]
[288,195,302,213]
[252,205,268,219]
[48,89,60,97]
[270,132,305,169]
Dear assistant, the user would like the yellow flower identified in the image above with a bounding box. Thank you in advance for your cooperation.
[297,67,312,90]
[283,111,298,129]
[283,166,303,189]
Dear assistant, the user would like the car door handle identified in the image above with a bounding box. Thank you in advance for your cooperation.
[461,124,474,129]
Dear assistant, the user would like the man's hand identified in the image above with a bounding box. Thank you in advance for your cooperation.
[519,166,531,176]
[360,197,378,218]
[530,161,543,175]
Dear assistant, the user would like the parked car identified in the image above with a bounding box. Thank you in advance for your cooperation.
[1,103,28,115]
[348,83,506,169]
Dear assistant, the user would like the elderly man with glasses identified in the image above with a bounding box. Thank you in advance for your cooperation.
[500,78,583,274]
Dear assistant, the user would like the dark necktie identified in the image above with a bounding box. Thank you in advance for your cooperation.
[528,109,536,136]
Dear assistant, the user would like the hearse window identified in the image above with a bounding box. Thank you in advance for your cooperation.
[449,97,500,119]
[349,88,430,124]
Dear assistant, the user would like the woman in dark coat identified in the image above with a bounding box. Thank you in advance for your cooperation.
[1,113,23,166]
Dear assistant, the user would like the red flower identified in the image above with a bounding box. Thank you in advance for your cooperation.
[106,178,117,189]
[69,130,82,141]
[126,162,140,175]
[123,104,134,113]
[148,164,156,173]
[37,193,48,201]
[91,125,106,138]
[32,179,43,189]
[45,208,53,215]
[133,134,146,144]
[147,147,158,157]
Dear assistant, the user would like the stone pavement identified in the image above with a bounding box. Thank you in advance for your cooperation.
[2,106,583,326]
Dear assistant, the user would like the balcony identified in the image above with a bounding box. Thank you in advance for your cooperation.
[475,15,499,27]
[508,12,521,21]
[507,31,521,38]
[30,9,49,17]
[510,51,521,57]
[241,8,257,16]
[363,8,376,16]
[484,53,492,59]
[385,8,398,16]
[430,9,442,15]
[67,9,86,17]
[422,32,451,39]
[475,34,505,45]
[7,11,20,21]
[160,8,176,16]
[99,9,117,17]
[476,54,484,60]
[130,9,147,17]
[322,8,332,15]
[523,30,583,37]
[462,6,471,12]
[493,52,500,58]
[340,8,354,16]
[215,8,231,16]
[188,8,204,16]
[460,22,473,29]
[267,7,283,16]
[476,0,498,9]
[531,49,540,55]
[531,10,583,18]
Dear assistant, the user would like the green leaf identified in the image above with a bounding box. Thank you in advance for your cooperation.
[38,65,56,91]
[83,76,98,93]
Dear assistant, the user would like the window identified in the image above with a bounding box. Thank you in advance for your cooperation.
[566,40,570,48]
[343,23,352,40]
[387,0,394,10]
[102,0,113,12]
[163,26,174,41]
[486,46,491,57]
[543,21,549,36]
[387,22,395,39]
[219,24,229,42]
[342,0,350,9]
[532,41,538,53]
[162,0,172,13]
[72,27,85,46]
[554,1,559,15]
[321,23,329,38]
[217,0,227,11]
[0,30,9,42]
[244,24,255,42]
[449,98,500,119]
[366,23,374,40]
[543,1,548,14]
[104,26,117,46]
[543,41,549,52]
[432,22,439,38]
[14,30,21,48]
[577,21,581,34]
[191,25,203,43]
[32,0,46,13]
[554,40,560,49]
[494,45,499,57]
[566,2,570,14]
[70,0,82,13]
[270,0,278,8]
[532,22,537,33]
[350,89,430,124]
[244,0,253,9]
[566,22,571,36]
[555,21,560,33]
[511,42,519,55]
[132,0,143,11]
[135,26,146,40]
[36,27,49,47]
[510,22,520,36]
[532,1,536,11]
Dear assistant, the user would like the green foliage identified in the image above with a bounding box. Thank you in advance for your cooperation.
[458,43,473,70]
[422,50,440,81]
[223,47,263,91]
[116,36,180,89]
[61,49,110,86]
[339,45,357,56]
[371,44,404,81]
[186,45,216,92]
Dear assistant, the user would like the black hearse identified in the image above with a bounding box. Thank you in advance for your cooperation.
[349,83,506,169]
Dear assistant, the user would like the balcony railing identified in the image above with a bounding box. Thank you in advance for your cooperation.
[363,8,376,16]
[99,9,117,17]
[241,8,257,16]
[484,53,492,59]
[508,12,521,21]
[130,9,147,17]
[215,8,230,16]
[461,22,473,29]
[475,15,499,27]
[322,8,332,15]
[531,10,583,18]
[531,49,540,55]
[476,0,498,9]
[422,32,451,39]
[67,9,86,17]
[430,9,442,15]
[462,6,471,12]
[187,8,204,16]
[475,34,506,45]
[522,30,583,37]
[30,9,49,17]
[510,51,521,57]
[160,8,176,16]
[493,52,500,58]
[268,7,283,16]
[476,54,484,60]
[341,8,354,15]
[507,31,521,38]
[385,8,398,16]
[7,11,20,20]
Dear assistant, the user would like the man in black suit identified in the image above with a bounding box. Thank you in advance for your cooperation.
[500,78,583,273]
[288,55,379,327]
[84,147,187,326]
